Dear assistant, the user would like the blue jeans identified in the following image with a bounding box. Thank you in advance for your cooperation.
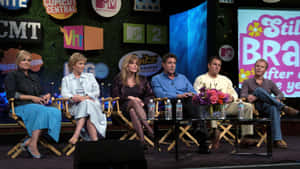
[253,87,285,141]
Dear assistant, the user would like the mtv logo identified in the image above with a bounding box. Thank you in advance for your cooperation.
[96,0,117,9]
[127,26,143,41]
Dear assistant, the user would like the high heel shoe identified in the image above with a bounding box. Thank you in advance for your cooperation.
[69,137,78,145]
[27,146,41,159]
[20,138,30,150]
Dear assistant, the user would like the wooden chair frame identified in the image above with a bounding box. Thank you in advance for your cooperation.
[111,97,154,147]
[7,98,62,159]
[154,98,199,151]
[56,97,112,156]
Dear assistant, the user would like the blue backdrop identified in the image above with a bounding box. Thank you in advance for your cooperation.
[169,1,207,84]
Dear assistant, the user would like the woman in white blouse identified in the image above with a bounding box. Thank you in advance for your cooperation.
[61,52,107,144]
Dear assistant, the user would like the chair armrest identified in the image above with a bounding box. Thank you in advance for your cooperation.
[154,97,168,117]
[8,98,18,120]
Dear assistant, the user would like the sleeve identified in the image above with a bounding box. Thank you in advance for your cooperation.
[85,74,100,100]
[141,78,155,105]
[184,76,196,94]
[226,78,238,101]
[111,75,127,103]
[4,72,16,99]
[61,76,73,98]
[240,80,249,98]
[193,76,203,94]
[270,81,284,99]
[151,76,177,98]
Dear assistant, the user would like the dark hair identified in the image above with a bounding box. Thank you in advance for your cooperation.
[162,53,177,63]
[208,56,222,64]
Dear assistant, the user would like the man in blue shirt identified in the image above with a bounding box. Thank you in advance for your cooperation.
[151,53,210,153]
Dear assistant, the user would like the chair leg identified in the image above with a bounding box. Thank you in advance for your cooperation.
[39,138,62,156]
[7,137,28,159]
[144,135,154,147]
[256,131,267,148]
[167,126,199,152]
[8,143,23,159]
[66,146,76,157]
[159,128,173,144]
[62,143,73,153]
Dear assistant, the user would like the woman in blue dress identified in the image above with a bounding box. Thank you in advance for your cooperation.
[5,50,61,158]
[61,52,107,145]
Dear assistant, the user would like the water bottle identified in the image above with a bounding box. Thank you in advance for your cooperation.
[238,99,245,120]
[147,99,155,120]
[176,99,183,120]
[165,99,172,120]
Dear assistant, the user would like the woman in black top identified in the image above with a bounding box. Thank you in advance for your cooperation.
[5,50,61,158]
[112,54,154,145]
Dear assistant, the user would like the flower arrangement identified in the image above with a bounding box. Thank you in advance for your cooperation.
[192,87,230,105]
[192,87,230,119]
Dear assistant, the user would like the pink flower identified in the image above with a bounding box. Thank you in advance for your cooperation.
[209,95,218,104]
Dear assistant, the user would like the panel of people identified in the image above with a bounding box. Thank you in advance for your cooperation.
[5,50,299,158]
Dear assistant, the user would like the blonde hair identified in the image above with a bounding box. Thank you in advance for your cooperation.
[16,50,32,66]
[121,54,140,85]
[255,58,269,69]
[68,52,87,72]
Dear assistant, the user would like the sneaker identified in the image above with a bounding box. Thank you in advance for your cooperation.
[274,140,288,149]
[282,106,299,116]
[240,137,258,147]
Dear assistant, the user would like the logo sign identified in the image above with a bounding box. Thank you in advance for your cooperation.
[95,62,109,79]
[43,0,77,20]
[134,0,160,12]
[123,23,145,44]
[147,24,167,44]
[64,62,95,76]
[119,50,161,77]
[0,19,42,43]
[238,9,300,97]
[219,45,234,62]
[0,0,29,10]
[60,25,103,51]
[0,48,43,73]
[92,0,121,17]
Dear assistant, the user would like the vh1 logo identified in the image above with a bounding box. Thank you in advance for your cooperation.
[60,25,103,51]
[96,0,117,10]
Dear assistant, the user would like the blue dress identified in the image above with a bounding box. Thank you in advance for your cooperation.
[4,70,61,142]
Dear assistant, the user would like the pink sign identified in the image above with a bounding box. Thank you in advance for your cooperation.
[60,26,84,50]
[239,14,300,97]
[91,0,121,17]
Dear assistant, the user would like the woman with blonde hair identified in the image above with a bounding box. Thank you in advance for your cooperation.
[5,50,61,158]
[61,52,107,144]
[112,54,154,146]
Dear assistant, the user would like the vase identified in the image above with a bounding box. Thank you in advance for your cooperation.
[199,105,210,119]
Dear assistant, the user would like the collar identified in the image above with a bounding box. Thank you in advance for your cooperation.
[162,72,178,79]
[70,72,88,79]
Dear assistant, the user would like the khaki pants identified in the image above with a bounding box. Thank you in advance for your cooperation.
[211,101,253,137]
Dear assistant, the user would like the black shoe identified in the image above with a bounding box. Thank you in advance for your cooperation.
[198,145,211,154]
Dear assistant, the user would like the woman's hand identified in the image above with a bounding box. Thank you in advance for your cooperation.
[128,96,144,107]
[71,95,93,102]
[42,93,51,104]
[32,96,46,104]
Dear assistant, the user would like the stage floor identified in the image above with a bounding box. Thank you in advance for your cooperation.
[0,135,300,169]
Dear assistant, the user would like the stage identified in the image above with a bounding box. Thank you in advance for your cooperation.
[1,134,300,169]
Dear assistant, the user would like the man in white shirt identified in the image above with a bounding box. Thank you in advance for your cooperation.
[193,56,255,149]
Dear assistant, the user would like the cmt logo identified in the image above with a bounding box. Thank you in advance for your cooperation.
[96,0,117,9]
[60,25,103,51]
